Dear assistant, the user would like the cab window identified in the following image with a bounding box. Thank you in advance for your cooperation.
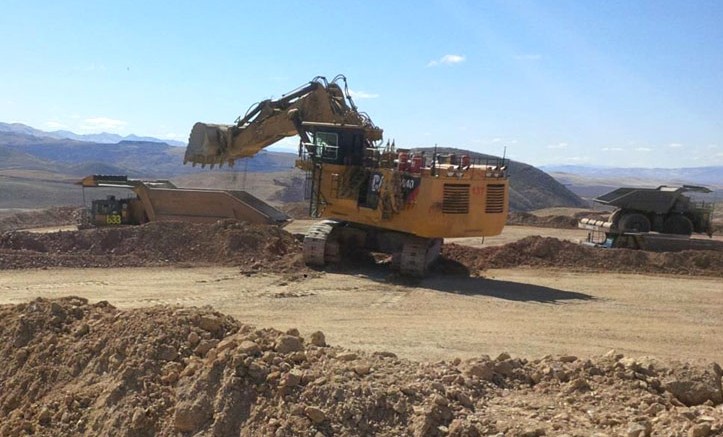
[315,131,339,161]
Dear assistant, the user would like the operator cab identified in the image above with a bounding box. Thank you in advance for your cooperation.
[301,122,369,166]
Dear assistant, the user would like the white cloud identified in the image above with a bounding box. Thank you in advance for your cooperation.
[668,143,683,148]
[634,147,653,152]
[547,142,567,149]
[348,89,379,99]
[602,147,624,152]
[562,156,590,163]
[45,121,67,130]
[80,117,128,132]
[267,136,300,153]
[491,137,502,143]
[513,54,543,61]
[427,54,465,67]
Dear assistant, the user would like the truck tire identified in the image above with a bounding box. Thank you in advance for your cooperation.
[618,213,651,233]
[662,215,693,235]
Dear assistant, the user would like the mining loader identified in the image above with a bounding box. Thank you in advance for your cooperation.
[78,175,289,227]
[184,75,509,276]
[578,185,720,251]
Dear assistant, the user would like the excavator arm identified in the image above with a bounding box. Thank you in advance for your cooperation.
[184,75,383,167]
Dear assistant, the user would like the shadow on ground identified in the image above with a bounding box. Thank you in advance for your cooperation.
[321,256,595,304]
[420,276,596,304]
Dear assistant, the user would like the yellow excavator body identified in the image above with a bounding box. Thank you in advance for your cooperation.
[184,75,509,275]
[310,162,507,239]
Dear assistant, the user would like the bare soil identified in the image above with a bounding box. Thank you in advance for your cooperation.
[1,296,722,436]
[1,267,722,364]
[0,206,78,233]
[1,213,722,436]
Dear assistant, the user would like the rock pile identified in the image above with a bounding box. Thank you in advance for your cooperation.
[506,212,580,229]
[0,298,721,436]
[442,236,723,277]
[2,221,721,277]
[0,206,78,233]
[0,220,303,272]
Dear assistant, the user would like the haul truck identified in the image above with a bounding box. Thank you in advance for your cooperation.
[78,175,289,227]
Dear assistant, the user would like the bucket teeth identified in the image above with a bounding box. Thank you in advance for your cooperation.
[184,122,232,168]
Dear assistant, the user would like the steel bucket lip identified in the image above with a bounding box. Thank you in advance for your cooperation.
[184,122,230,166]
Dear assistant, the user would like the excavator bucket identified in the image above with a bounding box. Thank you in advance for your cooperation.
[185,122,233,167]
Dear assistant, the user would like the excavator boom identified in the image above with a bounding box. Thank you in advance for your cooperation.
[184,75,382,167]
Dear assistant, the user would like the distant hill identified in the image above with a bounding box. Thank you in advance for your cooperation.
[0,127,297,209]
[0,143,59,172]
[541,165,723,188]
[0,122,186,147]
[541,164,723,200]
[0,131,296,178]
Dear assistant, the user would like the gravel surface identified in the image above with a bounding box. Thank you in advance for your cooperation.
[1,297,721,436]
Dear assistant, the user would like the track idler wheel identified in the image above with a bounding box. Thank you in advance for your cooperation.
[399,237,442,277]
[302,220,340,266]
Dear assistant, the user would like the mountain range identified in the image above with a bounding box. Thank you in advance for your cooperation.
[0,122,186,147]
[0,129,295,178]
[541,164,722,201]
[541,164,723,189]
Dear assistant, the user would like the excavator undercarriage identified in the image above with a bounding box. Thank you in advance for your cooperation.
[302,219,444,276]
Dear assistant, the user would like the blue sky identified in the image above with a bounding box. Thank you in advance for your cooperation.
[1,0,722,168]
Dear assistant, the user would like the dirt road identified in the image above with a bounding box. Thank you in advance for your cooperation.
[284,220,593,248]
[2,266,721,363]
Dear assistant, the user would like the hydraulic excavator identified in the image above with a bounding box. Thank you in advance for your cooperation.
[185,75,509,276]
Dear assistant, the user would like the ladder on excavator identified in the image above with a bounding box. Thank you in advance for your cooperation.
[305,162,324,218]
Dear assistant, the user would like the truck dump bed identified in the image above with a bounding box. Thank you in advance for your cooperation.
[136,186,289,225]
[225,190,290,224]
[594,187,680,214]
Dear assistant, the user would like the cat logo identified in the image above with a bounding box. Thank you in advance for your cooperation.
[370,173,384,193]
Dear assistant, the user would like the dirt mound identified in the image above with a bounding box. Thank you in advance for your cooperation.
[0,207,78,233]
[506,212,579,229]
[1,297,720,436]
[279,201,313,220]
[3,224,722,277]
[0,220,304,273]
[442,236,723,277]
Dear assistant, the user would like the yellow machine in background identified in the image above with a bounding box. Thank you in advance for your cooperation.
[185,75,508,275]
[78,175,289,227]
